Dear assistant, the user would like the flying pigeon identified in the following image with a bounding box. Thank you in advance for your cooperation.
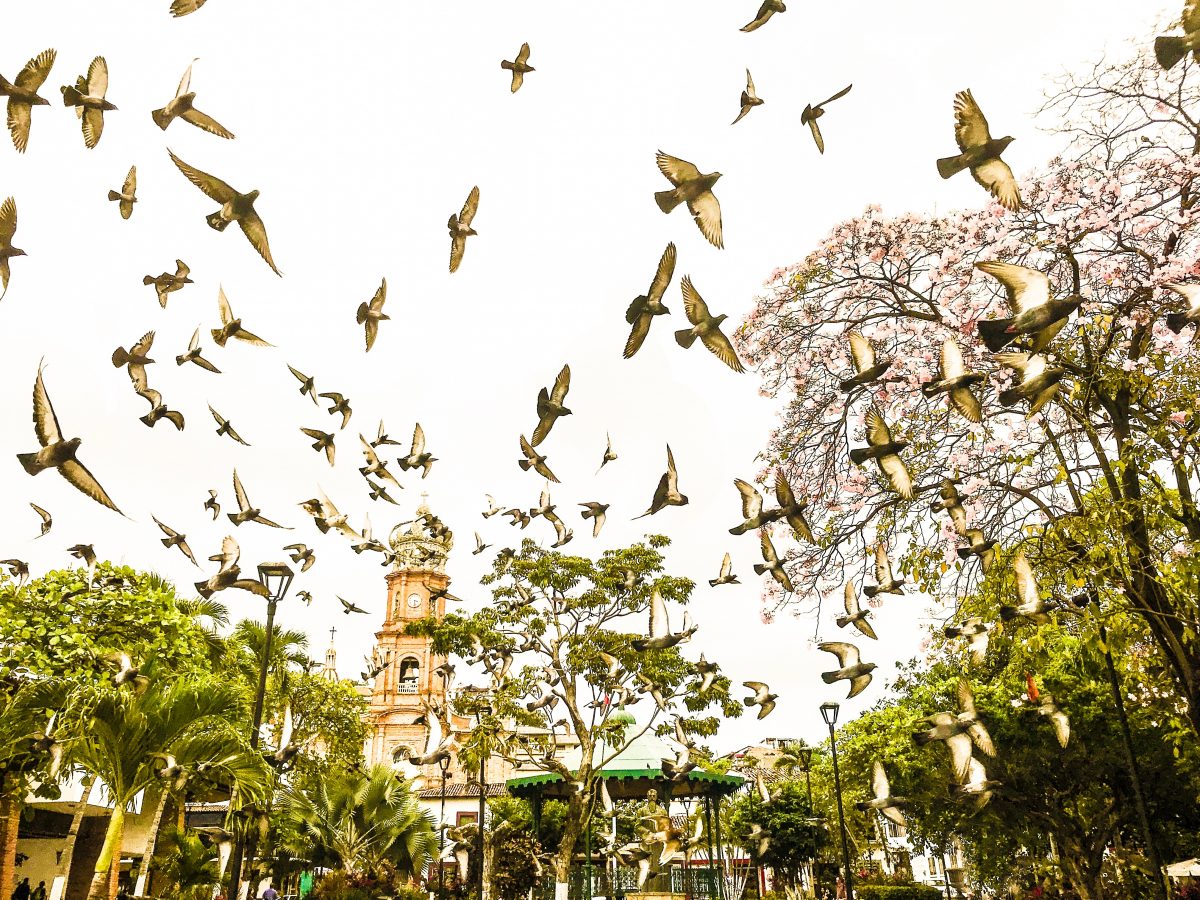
[836,581,877,639]
[635,444,687,517]
[531,364,572,446]
[144,260,192,308]
[108,166,137,219]
[732,69,764,125]
[60,56,116,149]
[975,261,1081,352]
[922,336,984,422]
[854,761,908,827]
[675,276,745,372]
[501,43,534,92]
[801,84,853,154]
[356,278,389,352]
[740,0,785,32]
[152,59,234,138]
[937,90,1020,212]
[624,243,676,359]
[863,544,904,598]
[850,407,913,499]
[448,186,480,273]
[0,49,56,153]
[818,641,876,698]
[839,331,892,392]
[655,152,723,249]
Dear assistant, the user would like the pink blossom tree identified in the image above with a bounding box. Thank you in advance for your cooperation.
[737,38,1200,732]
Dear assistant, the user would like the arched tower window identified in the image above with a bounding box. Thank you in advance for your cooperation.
[398,657,420,694]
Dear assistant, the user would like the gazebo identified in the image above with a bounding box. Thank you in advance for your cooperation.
[506,711,744,900]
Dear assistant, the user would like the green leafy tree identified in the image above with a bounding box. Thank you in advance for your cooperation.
[491,829,543,900]
[407,536,742,886]
[280,763,436,880]
[73,676,269,900]
[153,828,221,900]
[829,616,1200,899]
[726,780,827,894]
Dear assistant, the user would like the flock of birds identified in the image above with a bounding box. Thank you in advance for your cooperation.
[6,0,1200,880]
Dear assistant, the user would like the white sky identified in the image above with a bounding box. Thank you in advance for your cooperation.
[0,1,1170,753]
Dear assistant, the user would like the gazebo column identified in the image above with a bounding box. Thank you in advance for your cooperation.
[712,793,726,900]
[703,797,716,900]
[532,794,543,844]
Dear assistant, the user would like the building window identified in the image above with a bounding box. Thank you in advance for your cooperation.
[398,657,419,694]
[456,811,478,826]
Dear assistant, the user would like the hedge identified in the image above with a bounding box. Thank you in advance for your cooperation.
[854,885,944,900]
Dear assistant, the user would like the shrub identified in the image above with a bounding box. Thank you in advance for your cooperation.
[854,885,943,900]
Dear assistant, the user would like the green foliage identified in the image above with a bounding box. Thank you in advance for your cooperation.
[153,828,220,900]
[726,780,826,889]
[854,886,942,900]
[491,829,542,900]
[0,564,215,682]
[280,763,436,879]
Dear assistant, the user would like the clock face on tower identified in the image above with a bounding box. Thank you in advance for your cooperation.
[407,592,422,610]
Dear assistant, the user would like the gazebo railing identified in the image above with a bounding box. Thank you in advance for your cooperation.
[535,866,720,900]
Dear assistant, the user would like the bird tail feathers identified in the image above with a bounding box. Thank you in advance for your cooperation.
[194,581,213,599]
[820,672,839,684]
[0,76,14,96]
[107,190,122,202]
[936,153,969,179]
[356,302,369,324]
[501,60,515,71]
[1155,35,1191,71]
[674,328,697,349]
[518,460,533,472]
[206,211,232,232]
[16,452,41,475]
[976,318,1016,351]
[997,388,1021,407]
[862,585,879,598]
[111,348,129,367]
[848,447,871,465]
[752,563,768,576]
[912,731,933,747]
[151,107,172,130]
[654,188,682,214]
[1166,312,1189,333]
[944,626,962,638]
[61,85,83,107]
[998,605,1018,621]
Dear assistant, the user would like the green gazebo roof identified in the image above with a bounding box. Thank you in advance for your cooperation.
[505,717,744,801]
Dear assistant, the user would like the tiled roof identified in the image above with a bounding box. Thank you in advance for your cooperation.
[418,782,508,799]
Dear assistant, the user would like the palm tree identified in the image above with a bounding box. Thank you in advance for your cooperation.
[73,677,269,900]
[772,742,814,777]
[154,828,221,900]
[280,764,437,879]
[229,620,314,680]
[176,595,230,669]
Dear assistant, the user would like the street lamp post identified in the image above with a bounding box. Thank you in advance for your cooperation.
[797,744,814,808]
[438,755,451,900]
[476,704,493,900]
[227,562,294,900]
[820,702,854,900]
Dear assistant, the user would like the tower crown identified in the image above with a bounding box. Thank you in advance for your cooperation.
[387,494,453,573]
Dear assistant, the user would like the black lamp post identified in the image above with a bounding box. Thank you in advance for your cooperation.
[820,702,854,900]
[796,744,814,808]
[476,703,493,900]
[438,755,451,900]
[227,562,294,900]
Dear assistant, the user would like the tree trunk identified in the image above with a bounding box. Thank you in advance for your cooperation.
[50,775,96,900]
[0,775,22,900]
[133,788,170,896]
[553,794,585,897]
[85,804,125,900]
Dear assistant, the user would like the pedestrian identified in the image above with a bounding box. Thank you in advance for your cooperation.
[261,884,279,900]
[11,878,30,900]
[29,883,45,900]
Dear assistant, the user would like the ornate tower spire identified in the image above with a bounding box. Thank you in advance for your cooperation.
[321,626,338,682]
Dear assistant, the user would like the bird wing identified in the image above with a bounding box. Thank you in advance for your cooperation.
[449,231,466,272]
[967,720,995,757]
[7,100,32,154]
[818,641,858,668]
[624,312,652,358]
[86,56,109,98]
[817,83,853,108]
[957,679,976,715]
[32,366,65,447]
[743,681,769,700]
[550,364,571,403]
[152,515,178,539]
[180,107,236,139]
[665,443,678,485]
[848,332,875,372]
[648,241,676,302]
[1185,0,1200,33]
[843,580,859,615]
[122,166,136,197]
[15,49,56,91]
[949,385,983,424]
[687,191,724,250]
[30,503,50,527]
[847,673,873,698]
[947,734,973,782]
[232,470,251,511]
[237,210,281,276]
[879,453,914,499]
[744,69,756,98]
[411,422,426,455]
[941,336,966,378]
[168,149,236,202]
[131,330,156,358]
[856,615,878,641]
[0,196,16,244]
[216,285,234,326]
[952,89,992,150]
[176,60,195,97]
[60,460,121,513]
[759,531,779,565]
[740,2,772,31]
[655,151,701,187]
[993,350,1031,375]
[734,478,763,520]
[459,185,480,227]
[1013,552,1039,608]
[805,116,826,154]
[864,406,892,446]
[680,275,709,326]
[874,544,892,584]
[700,324,745,372]
[970,158,1021,212]
[515,42,531,65]
[871,760,890,800]
[647,587,669,637]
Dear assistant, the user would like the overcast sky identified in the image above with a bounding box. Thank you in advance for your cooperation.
[0,1,1170,753]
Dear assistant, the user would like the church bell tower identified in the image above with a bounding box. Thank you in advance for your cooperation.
[364,497,454,770]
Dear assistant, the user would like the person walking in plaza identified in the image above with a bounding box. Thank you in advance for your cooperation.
[10,878,30,900]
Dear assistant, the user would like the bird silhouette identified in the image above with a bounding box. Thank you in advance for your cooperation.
[0,49,56,153]
[800,84,852,154]
[849,407,913,499]
[922,336,984,422]
[675,276,744,372]
[836,581,877,639]
[818,641,875,698]
[0,197,25,300]
[356,278,389,352]
[108,166,137,219]
[975,261,1081,352]
[448,186,480,273]
[152,59,234,138]
[531,364,572,446]
[212,286,271,347]
[636,444,687,517]
[397,423,436,477]
[18,365,121,513]
[144,260,193,309]
[741,0,785,32]
[1155,2,1200,70]
[60,56,116,149]
[624,243,676,359]
[176,329,220,373]
[501,43,534,93]
[732,69,764,125]
[937,90,1020,211]
[655,152,723,249]
[168,149,281,275]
